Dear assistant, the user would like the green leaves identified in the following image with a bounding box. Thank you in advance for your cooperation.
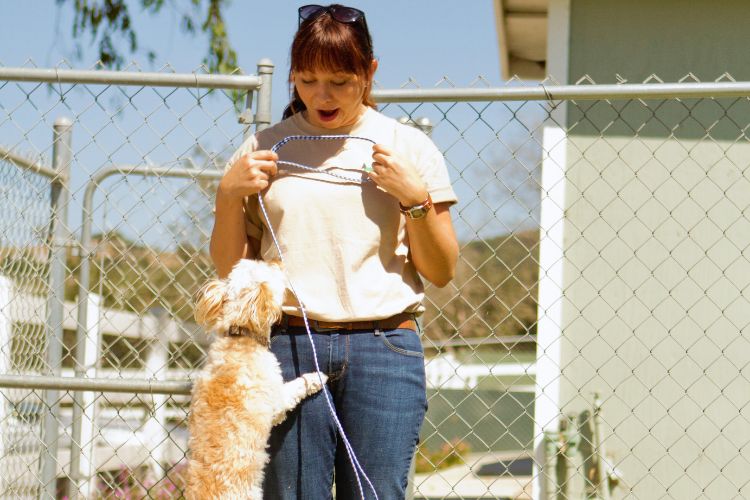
[62,0,238,74]
[202,0,237,75]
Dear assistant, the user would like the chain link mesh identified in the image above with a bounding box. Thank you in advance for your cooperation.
[0,137,56,497]
[2,64,750,499]
[378,78,544,499]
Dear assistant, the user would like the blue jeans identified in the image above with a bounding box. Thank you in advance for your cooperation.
[262,324,428,499]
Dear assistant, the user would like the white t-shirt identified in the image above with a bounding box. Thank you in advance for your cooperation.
[224,107,458,321]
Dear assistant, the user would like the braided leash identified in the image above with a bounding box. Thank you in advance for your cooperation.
[271,134,376,183]
[260,134,379,500]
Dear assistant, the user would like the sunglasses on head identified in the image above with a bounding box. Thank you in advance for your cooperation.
[298,4,366,27]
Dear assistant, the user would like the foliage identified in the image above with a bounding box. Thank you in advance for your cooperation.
[59,0,237,73]
[0,229,540,340]
[62,230,213,323]
[0,248,49,296]
[423,230,540,341]
[86,462,188,499]
[415,438,472,473]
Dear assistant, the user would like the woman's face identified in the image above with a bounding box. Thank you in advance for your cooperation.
[292,66,372,129]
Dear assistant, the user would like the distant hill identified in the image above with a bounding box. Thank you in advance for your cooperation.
[1,230,540,338]
[66,232,213,322]
[0,232,212,322]
[422,230,539,341]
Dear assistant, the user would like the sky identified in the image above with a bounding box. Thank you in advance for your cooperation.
[0,1,502,123]
[0,1,541,244]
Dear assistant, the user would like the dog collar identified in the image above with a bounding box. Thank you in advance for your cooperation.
[225,325,270,348]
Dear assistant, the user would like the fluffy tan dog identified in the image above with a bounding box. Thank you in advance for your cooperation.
[187,259,327,499]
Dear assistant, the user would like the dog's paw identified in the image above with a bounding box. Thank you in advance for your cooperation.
[302,371,328,394]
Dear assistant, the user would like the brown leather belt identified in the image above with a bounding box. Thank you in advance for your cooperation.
[281,312,417,332]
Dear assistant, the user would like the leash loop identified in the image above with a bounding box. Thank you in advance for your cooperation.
[271,134,376,183]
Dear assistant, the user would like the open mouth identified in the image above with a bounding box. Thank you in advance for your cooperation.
[317,108,339,122]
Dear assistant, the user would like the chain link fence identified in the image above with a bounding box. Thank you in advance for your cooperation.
[2,63,750,499]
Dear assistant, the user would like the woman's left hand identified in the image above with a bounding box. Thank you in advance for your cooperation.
[369,144,429,206]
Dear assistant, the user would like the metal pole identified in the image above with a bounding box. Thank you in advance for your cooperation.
[0,67,262,90]
[371,81,750,102]
[0,276,12,496]
[144,308,169,479]
[70,181,97,499]
[405,453,416,500]
[559,415,579,500]
[0,146,58,179]
[255,59,274,132]
[556,420,569,500]
[68,292,101,500]
[0,373,192,395]
[70,164,221,498]
[40,117,73,500]
[543,431,559,500]
[592,394,610,500]
[238,88,255,139]
[397,116,434,136]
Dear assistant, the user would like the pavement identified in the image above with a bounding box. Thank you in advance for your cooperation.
[411,452,534,499]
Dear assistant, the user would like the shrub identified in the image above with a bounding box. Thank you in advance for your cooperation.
[414,438,471,473]
[90,461,188,499]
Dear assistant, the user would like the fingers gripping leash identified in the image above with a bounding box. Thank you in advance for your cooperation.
[259,135,379,500]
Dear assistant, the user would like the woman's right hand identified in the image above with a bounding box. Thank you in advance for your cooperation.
[217,150,279,201]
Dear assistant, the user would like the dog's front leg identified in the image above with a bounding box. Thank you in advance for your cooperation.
[272,372,328,425]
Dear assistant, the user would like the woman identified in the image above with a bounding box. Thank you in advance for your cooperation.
[210,4,458,498]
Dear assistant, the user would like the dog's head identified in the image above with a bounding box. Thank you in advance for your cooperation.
[193,259,286,341]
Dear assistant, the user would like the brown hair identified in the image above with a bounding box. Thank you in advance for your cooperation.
[283,7,376,120]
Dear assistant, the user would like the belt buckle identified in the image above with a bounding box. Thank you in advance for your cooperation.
[311,320,340,332]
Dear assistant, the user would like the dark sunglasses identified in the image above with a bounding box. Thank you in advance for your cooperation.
[298,4,367,27]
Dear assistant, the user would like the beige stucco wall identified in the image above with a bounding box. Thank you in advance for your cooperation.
[559,134,750,498]
[568,0,750,87]
[551,1,750,497]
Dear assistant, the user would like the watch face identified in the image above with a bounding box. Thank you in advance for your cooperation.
[409,207,428,219]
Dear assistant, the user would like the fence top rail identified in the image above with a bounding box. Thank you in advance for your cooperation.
[0,373,192,395]
[372,81,750,103]
[0,66,263,90]
[4,68,748,98]
[0,145,57,179]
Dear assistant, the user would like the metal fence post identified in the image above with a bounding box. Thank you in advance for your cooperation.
[405,454,416,500]
[145,307,169,479]
[533,118,568,500]
[559,415,579,499]
[592,394,610,500]
[68,293,101,499]
[255,59,274,132]
[0,276,11,496]
[397,116,434,136]
[543,431,559,500]
[40,116,73,499]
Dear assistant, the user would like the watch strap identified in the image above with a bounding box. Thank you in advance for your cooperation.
[399,193,433,219]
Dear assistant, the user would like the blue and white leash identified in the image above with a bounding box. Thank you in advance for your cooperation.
[272,134,376,183]
[259,134,379,500]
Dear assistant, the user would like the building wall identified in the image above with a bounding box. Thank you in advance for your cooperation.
[560,134,750,498]
[554,1,750,498]
[568,0,750,85]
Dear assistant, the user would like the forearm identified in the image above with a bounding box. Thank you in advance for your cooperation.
[210,148,278,277]
[209,194,253,278]
[406,204,458,287]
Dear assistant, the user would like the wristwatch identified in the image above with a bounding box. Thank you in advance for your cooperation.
[399,193,433,219]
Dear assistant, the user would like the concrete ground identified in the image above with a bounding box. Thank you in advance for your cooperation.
[411,452,533,499]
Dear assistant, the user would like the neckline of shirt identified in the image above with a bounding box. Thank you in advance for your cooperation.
[291,106,375,135]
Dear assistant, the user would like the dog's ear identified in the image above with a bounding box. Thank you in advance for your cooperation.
[193,279,227,332]
[235,282,282,335]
